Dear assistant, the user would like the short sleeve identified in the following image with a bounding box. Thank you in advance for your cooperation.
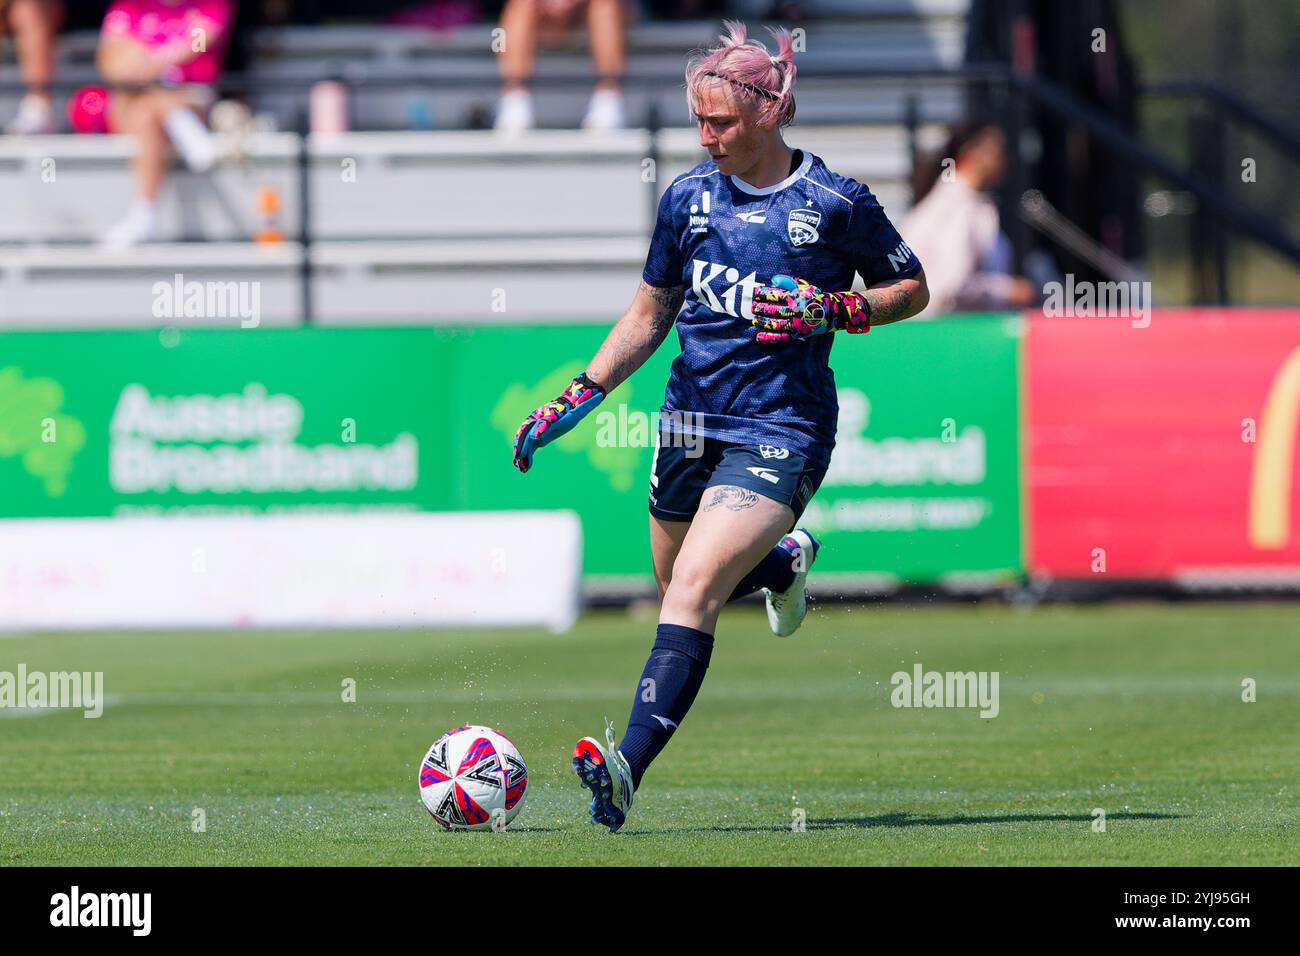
[843,185,922,287]
[641,186,684,288]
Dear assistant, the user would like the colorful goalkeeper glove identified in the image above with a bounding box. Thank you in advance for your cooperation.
[750,274,871,342]
[512,373,607,473]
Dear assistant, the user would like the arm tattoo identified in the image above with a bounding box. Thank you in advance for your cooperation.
[594,283,683,389]
[601,320,647,388]
[862,284,914,324]
[640,281,684,340]
[701,486,759,512]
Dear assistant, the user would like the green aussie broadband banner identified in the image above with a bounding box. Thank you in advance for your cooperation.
[0,316,1022,587]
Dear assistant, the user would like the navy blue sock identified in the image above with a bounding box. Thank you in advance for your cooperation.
[618,623,714,790]
[727,534,803,602]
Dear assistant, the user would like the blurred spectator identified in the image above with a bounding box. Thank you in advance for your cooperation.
[901,120,1037,315]
[1,0,63,134]
[96,0,233,247]
[495,0,627,132]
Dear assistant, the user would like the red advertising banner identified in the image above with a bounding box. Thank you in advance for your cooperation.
[1027,309,1300,580]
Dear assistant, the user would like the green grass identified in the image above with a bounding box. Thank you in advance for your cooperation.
[1,602,1297,865]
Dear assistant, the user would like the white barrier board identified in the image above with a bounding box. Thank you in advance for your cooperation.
[0,511,581,632]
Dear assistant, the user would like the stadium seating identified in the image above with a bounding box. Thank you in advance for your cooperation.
[236,14,966,132]
[0,124,943,324]
[0,1,968,325]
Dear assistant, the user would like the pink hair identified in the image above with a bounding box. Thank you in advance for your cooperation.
[685,20,797,128]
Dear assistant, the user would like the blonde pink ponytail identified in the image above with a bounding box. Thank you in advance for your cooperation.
[685,20,797,128]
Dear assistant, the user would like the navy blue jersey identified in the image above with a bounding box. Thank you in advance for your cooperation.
[642,150,921,466]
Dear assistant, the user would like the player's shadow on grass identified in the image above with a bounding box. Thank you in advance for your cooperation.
[652,810,1182,834]
[808,810,1182,830]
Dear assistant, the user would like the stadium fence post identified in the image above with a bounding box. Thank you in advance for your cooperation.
[1188,109,1222,305]
[297,105,314,324]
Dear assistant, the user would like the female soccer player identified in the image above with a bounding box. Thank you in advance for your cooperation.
[511,20,929,832]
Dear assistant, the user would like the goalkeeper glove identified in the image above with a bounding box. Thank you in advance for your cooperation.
[750,274,871,342]
[512,372,606,473]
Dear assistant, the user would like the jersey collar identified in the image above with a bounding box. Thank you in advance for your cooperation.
[728,150,813,196]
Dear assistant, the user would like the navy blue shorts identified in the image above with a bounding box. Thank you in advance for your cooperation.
[648,434,828,524]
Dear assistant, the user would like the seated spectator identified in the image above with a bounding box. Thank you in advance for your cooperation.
[96,0,232,247]
[495,0,628,132]
[901,120,1037,315]
[1,0,62,134]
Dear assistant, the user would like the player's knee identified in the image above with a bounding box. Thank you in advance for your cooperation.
[661,561,724,618]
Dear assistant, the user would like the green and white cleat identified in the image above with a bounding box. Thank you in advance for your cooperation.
[571,717,635,832]
[764,528,820,637]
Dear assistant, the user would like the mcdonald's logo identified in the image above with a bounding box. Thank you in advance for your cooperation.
[1248,346,1300,549]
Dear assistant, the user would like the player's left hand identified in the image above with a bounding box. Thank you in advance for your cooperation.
[512,373,606,473]
[750,275,871,342]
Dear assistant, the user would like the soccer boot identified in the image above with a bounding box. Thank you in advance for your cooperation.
[765,528,820,637]
[572,717,634,832]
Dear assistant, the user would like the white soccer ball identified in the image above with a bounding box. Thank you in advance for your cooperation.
[418,725,528,831]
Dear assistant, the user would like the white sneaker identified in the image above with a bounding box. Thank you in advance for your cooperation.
[581,87,625,131]
[571,717,634,832]
[765,528,820,637]
[5,95,56,135]
[100,200,160,249]
[163,107,219,172]
[494,88,534,133]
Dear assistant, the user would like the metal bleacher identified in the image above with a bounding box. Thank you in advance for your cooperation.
[0,1,969,327]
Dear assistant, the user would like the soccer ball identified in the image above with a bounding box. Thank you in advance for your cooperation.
[418,725,528,831]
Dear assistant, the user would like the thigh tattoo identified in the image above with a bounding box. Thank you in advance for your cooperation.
[702,486,759,512]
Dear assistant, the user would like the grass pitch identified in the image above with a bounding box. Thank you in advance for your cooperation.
[1,602,1296,866]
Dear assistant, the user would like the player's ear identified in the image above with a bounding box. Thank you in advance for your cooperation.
[755,102,785,134]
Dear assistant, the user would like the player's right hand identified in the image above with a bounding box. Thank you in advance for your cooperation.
[512,373,607,473]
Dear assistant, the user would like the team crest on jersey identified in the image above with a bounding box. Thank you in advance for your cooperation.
[788,203,821,246]
[759,445,789,460]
